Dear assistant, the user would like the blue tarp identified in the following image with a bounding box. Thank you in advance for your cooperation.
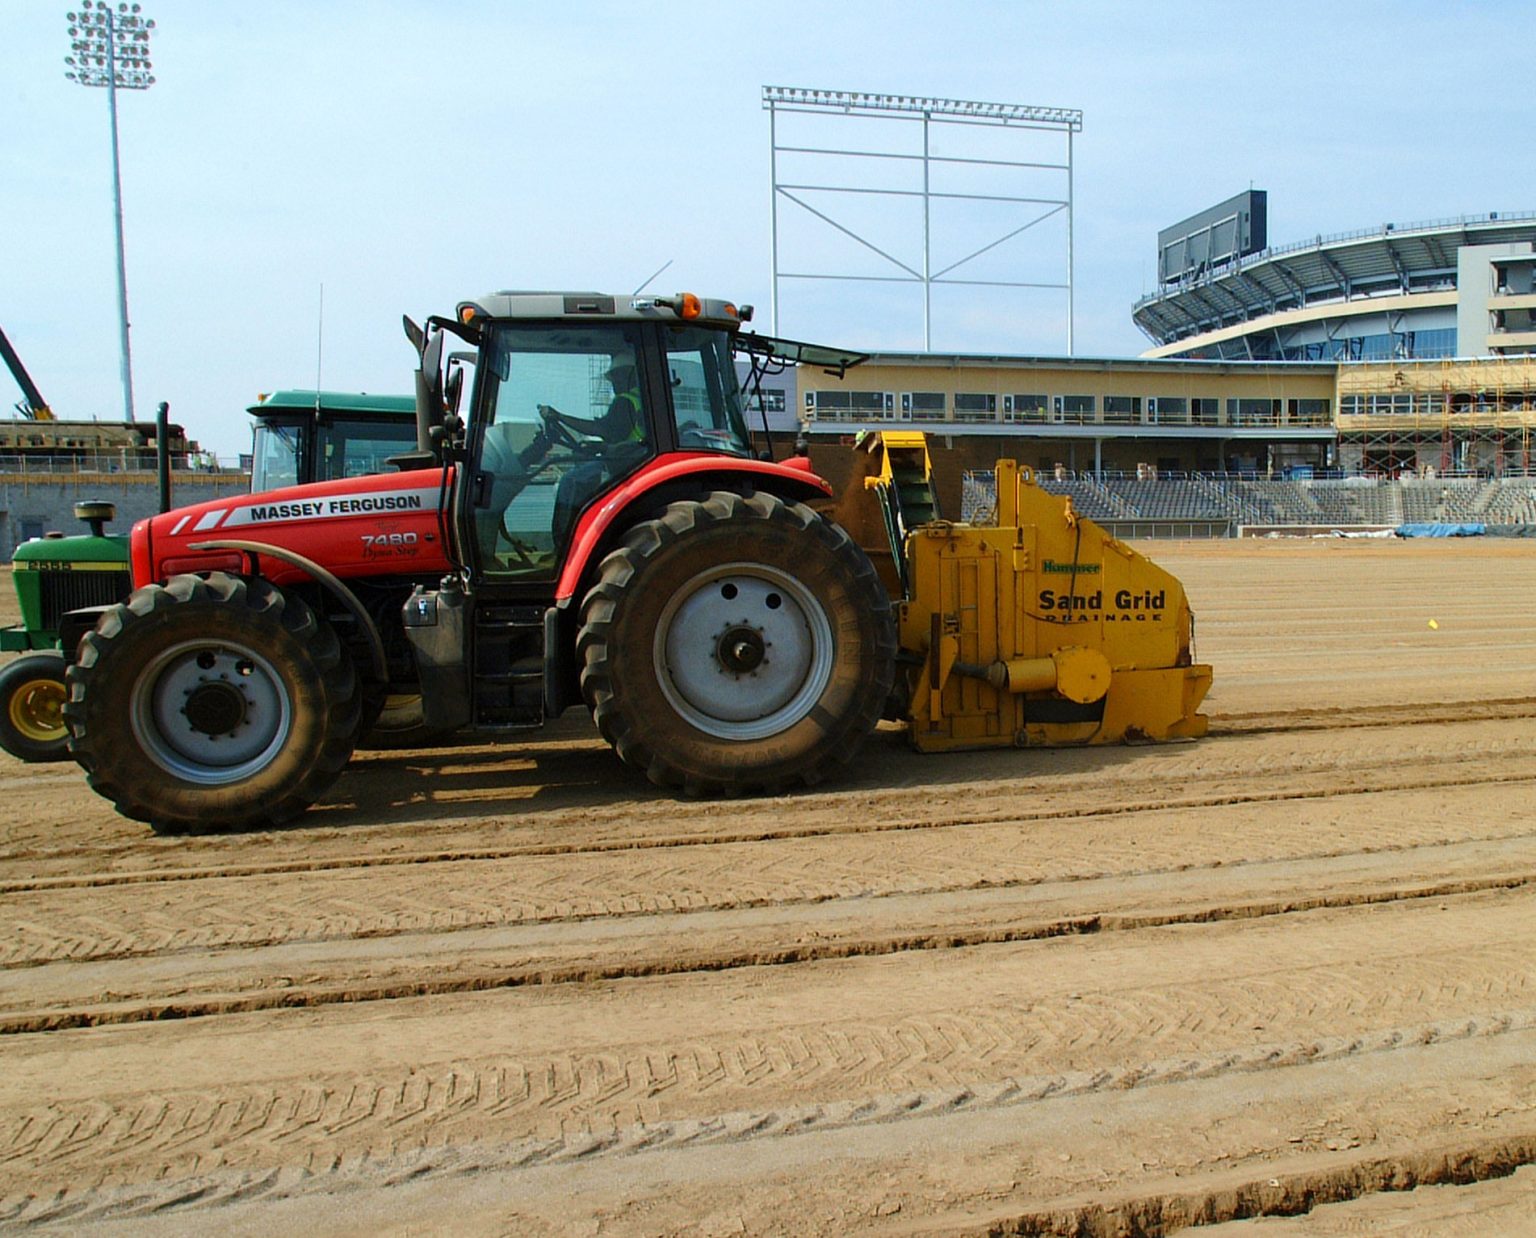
[1395,523,1486,538]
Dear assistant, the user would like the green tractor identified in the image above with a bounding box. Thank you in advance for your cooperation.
[0,390,419,761]
[0,501,128,760]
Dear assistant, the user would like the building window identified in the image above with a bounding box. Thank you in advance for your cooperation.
[1150,397,1187,423]
[1191,398,1220,424]
[1057,394,1095,422]
[1228,398,1279,425]
[746,388,786,414]
[1006,394,1048,422]
[1408,328,1456,358]
[1102,395,1141,423]
[1288,398,1330,423]
[805,390,892,419]
[1339,395,1365,415]
[902,391,947,421]
[953,393,997,423]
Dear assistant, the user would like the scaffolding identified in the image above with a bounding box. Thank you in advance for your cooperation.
[1334,356,1536,475]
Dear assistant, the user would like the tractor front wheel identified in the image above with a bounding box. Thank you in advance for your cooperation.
[578,491,895,795]
[0,651,71,763]
[65,573,360,832]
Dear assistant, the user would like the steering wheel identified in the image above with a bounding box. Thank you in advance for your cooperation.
[531,405,595,457]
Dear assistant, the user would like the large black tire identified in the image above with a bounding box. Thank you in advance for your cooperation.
[577,491,895,794]
[64,573,360,832]
[0,651,71,763]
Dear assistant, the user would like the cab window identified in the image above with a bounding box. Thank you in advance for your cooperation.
[473,323,652,578]
[665,327,753,457]
[319,416,419,479]
[250,419,303,493]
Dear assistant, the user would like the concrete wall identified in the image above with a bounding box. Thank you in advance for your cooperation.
[1458,242,1534,355]
[0,472,249,561]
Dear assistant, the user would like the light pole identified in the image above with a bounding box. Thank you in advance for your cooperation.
[65,1,156,423]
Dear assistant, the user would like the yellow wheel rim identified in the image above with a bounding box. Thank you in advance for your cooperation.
[8,677,67,744]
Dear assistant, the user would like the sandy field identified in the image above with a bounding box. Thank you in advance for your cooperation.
[2,538,1536,1235]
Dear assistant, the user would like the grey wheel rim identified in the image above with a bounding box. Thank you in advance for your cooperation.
[654,561,835,741]
[130,638,292,784]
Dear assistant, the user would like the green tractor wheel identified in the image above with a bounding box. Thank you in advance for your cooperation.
[0,652,71,763]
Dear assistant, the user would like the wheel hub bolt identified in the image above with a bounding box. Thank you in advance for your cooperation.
[182,680,248,737]
[716,624,767,675]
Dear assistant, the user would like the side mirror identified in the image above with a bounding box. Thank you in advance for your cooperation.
[421,329,444,383]
[402,315,426,357]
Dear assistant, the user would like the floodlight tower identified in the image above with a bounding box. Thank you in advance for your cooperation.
[765,87,1083,354]
[65,0,157,423]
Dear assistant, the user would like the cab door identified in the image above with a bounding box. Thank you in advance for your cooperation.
[467,322,657,580]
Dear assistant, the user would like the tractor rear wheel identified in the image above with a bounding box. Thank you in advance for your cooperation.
[578,491,895,794]
[65,573,360,832]
[0,651,70,763]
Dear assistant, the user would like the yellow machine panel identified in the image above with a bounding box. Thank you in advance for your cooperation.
[900,460,1211,752]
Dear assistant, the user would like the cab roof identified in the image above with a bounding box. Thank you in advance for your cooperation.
[457,291,749,332]
[248,390,416,417]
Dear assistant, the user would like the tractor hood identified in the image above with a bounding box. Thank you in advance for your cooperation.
[12,530,126,566]
[132,469,454,589]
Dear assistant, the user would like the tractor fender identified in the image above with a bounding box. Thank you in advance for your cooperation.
[186,538,389,684]
[554,456,832,603]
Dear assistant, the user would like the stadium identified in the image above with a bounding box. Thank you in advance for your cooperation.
[785,192,1536,532]
[1134,194,1536,364]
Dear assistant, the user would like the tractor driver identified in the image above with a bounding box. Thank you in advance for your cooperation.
[538,353,650,544]
[537,356,644,446]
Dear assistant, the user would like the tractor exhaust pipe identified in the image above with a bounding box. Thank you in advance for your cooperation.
[156,400,172,513]
[393,316,444,471]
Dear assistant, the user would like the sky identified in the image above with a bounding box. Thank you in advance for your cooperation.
[4,0,1535,459]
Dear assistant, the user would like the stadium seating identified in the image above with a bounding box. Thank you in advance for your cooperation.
[964,470,1536,529]
[1304,480,1401,525]
[1102,479,1225,520]
[1481,477,1536,524]
[1036,478,1126,521]
[1399,478,1484,523]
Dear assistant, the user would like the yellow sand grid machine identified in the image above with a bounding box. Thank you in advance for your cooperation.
[831,431,1212,753]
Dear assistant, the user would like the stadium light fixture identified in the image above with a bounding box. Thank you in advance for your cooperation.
[764,86,1083,353]
[65,1,157,423]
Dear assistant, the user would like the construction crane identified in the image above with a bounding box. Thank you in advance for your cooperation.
[0,327,55,420]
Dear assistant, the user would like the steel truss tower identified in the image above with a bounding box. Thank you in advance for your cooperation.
[765,86,1083,353]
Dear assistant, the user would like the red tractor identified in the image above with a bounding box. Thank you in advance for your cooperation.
[62,293,896,831]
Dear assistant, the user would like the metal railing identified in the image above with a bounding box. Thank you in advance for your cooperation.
[0,453,246,477]
[806,408,1332,430]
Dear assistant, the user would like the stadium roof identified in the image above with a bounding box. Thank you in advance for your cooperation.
[857,351,1335,375]
[1134,210,1536,346]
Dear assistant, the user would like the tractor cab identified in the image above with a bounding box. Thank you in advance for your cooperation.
[248,390,420,493]
[413,291,863,584]
[462,296,753,579]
